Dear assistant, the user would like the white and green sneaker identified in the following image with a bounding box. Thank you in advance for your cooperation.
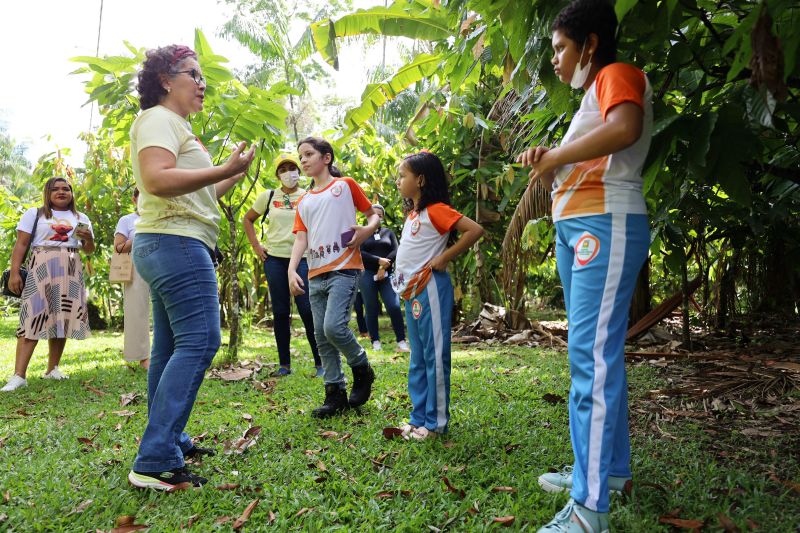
[538,499,609,533]
[128,466,206,491]
[538,467,630,494]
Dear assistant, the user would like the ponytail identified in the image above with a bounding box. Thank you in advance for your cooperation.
[329,164,343,178]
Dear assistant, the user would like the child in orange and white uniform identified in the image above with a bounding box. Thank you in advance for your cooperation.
[288,137,382,418]
[392,151,484,440]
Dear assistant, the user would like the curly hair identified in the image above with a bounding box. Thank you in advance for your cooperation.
[401,151,451,214]
[552,0,617,66]
[297,137,343,177]
[137,45,197,110]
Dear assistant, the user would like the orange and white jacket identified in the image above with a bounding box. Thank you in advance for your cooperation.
[392,202,463,300]
[293,177,372,278]
[551,63,653,222]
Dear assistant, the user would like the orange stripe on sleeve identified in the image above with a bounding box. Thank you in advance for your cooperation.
[427,203,463,234]
[595,63,645,121]
[343,177,373,212]
[292,209,307,234]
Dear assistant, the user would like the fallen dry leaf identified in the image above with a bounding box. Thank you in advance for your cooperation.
[113,410,136,417]
[215,516,232,525]
[242,413,253,422]
[769,473,800,494]
[442,477,466,499]
[319,431,339,439]
[717,513,740,533]
[268,510,276,525]
[541,393,565,404]
[119,392,140,407]
[216,483,240,491]
[382,427,404,439]
[72,499,92,513]
[3,491,9,503]
[225,426,262,454]
[491,486,516,493]
[182,513,199,529]
[84,385,107,397]
[295,507,312,519]
[493,515,515,526]
[232,499,260,530]
[218,367,253,381]
[658,516,704,529]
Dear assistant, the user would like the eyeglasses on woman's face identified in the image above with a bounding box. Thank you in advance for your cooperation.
[173,68,206,86]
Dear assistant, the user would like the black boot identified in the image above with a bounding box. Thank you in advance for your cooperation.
[312,383,349,418]
[349,363,375,407]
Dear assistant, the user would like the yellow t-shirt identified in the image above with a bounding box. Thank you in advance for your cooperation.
[130,105,220,249]
[251,188,306,258]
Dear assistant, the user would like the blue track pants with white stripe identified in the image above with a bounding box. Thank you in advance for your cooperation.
[555,213,649,512]
[404,271,453,434]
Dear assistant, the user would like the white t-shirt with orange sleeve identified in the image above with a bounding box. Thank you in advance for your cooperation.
[392,202,463,300]
[292,177,373,278]
[551,63,653,222]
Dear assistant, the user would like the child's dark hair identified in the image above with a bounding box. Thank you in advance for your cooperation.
[552,0,617,66]
[297,136,343,177]
[402,151,450,213]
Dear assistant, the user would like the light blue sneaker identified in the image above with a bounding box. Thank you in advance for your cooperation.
[538,467,630,494]
[537,499,609,533]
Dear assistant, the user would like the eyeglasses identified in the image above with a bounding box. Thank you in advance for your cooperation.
[173,69,206,86]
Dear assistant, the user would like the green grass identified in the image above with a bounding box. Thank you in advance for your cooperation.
[0,315,796,531]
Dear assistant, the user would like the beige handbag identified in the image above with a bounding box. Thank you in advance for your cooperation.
[109,252,133,282]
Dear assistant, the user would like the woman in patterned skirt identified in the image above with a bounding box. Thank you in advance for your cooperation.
[2,176,95,391]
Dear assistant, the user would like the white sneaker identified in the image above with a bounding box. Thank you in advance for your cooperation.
[43,366,68,380]
[372,340,382,351]
[396,340,410,353]
[1,374,28,391]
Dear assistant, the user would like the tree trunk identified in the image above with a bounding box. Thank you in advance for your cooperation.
[224,214,241,363]
[681,255,692,350]
[629,256,651,325]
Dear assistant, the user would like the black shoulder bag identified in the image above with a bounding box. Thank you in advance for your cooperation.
[2,208,41,297]
[259,189,276,240]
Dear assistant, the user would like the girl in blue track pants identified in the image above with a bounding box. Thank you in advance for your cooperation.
[516,0,654,530]
[392,151,484,440]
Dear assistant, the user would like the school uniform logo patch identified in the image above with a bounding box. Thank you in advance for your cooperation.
[575,233,600,266]
[330,183,344,197]
[411,299,422,319]
[410,218,421,236]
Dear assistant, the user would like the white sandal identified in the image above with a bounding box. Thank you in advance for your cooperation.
[410,427,437,440]
[400,423,416,440]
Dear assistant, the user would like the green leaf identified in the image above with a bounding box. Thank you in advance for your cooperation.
[306,1,452,67]
[615,0,639,22]
[343,53,442,133]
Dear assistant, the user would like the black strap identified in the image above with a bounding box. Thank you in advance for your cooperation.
[24,208,41,264]
[259,190,276,240]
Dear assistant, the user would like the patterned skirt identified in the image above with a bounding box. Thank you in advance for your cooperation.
[16,247,91,340]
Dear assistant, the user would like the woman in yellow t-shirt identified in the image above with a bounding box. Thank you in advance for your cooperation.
[126,44,254,492]
[243,154,322,377]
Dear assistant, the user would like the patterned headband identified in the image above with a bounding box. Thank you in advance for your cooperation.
[169,45,197,66]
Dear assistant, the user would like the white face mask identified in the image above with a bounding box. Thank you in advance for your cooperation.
[570,42,592,89]
[279,170,300,188]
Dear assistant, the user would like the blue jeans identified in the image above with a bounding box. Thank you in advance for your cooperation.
[263,256,320,368]
[132,233,221,472]
[309,270,368,387]
[359,269,406,342]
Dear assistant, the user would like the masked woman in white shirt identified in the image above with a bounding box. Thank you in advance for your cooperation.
[114,187,150,369]
[2,176,95,391]
[243,154,322,377]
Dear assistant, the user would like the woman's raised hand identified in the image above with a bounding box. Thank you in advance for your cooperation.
[224,142,256,178]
